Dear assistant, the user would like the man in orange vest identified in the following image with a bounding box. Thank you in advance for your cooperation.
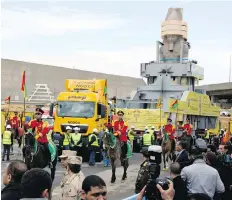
[112,110,128,159]
[222,129,230,143]
[164,118,176,152]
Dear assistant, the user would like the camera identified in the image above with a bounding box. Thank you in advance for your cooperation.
[145,177,170,200]
[144,145,163,200]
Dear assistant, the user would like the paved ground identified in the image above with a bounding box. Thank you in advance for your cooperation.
[2,144,169,200]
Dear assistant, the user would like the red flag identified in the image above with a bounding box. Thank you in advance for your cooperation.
[5,96,11,104]
[21,71,26,92]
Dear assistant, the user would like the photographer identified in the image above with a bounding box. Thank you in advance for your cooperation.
[181,140,225,199]
[135,145,162,195]
[135,147,150,194]
[136,180,175,200]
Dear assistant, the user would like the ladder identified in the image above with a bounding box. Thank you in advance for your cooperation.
[28,84,54,103]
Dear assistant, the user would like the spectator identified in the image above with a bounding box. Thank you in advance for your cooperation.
[170,162,187,200]
[20,168,52,200]
[207,144,217,154]
[81,175,107,200]
[2,160,27,200]
[205,151,218,169]
[60,156,85,200]
[218,143,226,154]
[175,141,189,169]
[181,146,225,199]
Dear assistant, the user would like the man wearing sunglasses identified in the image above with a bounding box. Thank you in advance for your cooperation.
[81,175,107,200]
[28,108,52,168]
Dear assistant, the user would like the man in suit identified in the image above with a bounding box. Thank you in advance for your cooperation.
[170,162,188,200]
[175,141,189,169]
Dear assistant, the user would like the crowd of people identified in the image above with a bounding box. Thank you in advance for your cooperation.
[134,138,232,200]
[2,155,107,200]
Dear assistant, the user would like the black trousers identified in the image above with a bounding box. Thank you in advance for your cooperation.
[2,144,11,160]
[14,128,19,139]
[121,141,128,158]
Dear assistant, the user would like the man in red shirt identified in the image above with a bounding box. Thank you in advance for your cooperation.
[28,108,52,167]
[112,110,128,158]
[182,118,193,136]
[164,118,176,152]
[11,112,21,139]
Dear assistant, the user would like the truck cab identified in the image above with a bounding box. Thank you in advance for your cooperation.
[50,79,108,136]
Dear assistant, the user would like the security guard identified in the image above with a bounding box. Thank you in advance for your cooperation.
[59,150,77,188]
[128,126,136,153]
[205,129,210,144]
[88,128,99,166]
[135,147,150,194]
[60,156,85,200]
[63,126,72,150]
[2,125,13,161]
[71,127,82,155]
[142,130,153,147]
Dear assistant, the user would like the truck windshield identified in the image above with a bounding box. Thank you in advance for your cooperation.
[57,101,95,118]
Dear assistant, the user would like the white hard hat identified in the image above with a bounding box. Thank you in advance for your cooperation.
[93,128,98,133]
[6,125,11,129]
[151,126,155,129]
[73,127,80,131]
[66,126,72,130]
[145,126,148,130]
[131,126,135,129]
[108,101,113,105]
[146,130,150,133]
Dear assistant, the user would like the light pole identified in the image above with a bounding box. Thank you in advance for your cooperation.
[230,55,232,82]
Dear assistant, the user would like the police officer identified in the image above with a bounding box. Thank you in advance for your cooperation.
[88,128,99,166]
[2,125,13,161]
[205,129,210,144]
[128,126,136,153]
[71,127,82,155]
[59,150,78,188]
[142,130,153,147]
[63,126,72,150]
[53,132,63,159]
[135,147,150,194]
[60,156,85,200]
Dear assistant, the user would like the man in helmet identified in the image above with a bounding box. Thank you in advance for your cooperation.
[63,126,72,150]
[27,108,52,168]
[112,110,128,159]
[142,129,153,147]
[128,126,136,153]
[70,127,82,155]
[2,125,13,161]
[88,128,99,166]
[164,118,176,152]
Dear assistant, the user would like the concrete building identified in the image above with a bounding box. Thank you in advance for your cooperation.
[196,82,232,109]
[1,59,146,103]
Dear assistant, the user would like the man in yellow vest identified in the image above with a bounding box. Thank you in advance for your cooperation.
[205,129,210,144]
[2,125,13,161]
[142,130,153,147]
[71,127,82,155]
[88,128,99,166]
[63,126,71,150]
[128,126,136,153]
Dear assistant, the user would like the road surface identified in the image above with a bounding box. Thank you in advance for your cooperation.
[1,144,169,200]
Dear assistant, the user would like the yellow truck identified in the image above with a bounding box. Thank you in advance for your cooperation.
[50,79,108,136]
[116,91,221,135]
